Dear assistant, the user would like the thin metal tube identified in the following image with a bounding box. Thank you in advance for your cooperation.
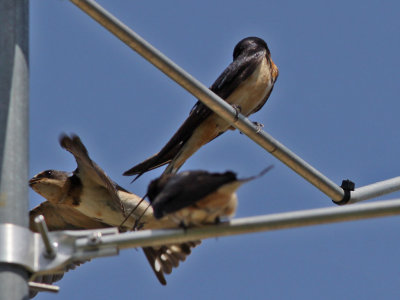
[351,177,400,203]
[0,0,29,298]
[75,198,400,250]
[28,282,60,294]
[69,0,345,202]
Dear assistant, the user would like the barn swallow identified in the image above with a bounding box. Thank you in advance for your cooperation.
[124,36,279,180]
[146,166,273,227]
[29,134,201,286]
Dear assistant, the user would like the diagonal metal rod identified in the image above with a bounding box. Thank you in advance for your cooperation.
[75,198,400,250]
[70,0,345,202]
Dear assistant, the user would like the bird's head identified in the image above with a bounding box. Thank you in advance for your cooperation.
[233,36,270,59]
[29,170,70,203]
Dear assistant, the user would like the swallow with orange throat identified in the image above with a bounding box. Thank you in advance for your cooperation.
[123,37,278,180]
[29,134,201,286]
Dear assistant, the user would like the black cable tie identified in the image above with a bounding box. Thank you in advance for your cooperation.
[333,179,355,206]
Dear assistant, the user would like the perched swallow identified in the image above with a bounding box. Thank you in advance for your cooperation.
[146,166,273,227]
[124,36,279,179]
[29,134,201,286]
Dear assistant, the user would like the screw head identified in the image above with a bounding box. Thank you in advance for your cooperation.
[88,232,102,245]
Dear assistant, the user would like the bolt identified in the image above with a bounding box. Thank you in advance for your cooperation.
[88,232,102,245]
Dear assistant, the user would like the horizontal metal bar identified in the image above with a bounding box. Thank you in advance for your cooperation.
[69,0,345,202]
[351,177,400,203]
[75,198,400,250]
[28,282,59,293]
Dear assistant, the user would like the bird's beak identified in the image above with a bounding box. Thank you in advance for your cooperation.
[28,176,41,187]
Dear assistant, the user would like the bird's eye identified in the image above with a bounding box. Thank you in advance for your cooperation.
[44,170,53,177]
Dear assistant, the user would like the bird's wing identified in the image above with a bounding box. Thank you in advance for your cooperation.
[29,201,110,231]
[150,171,238,218]
[123,52,264,178]
[59,134,125,214]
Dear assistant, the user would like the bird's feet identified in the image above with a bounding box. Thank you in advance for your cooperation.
[179,221,189,232]
[231,104,242,122]
[253,121,264,133]
[133,220,145,231]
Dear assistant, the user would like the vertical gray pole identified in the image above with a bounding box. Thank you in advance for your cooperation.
[0,0,30,299]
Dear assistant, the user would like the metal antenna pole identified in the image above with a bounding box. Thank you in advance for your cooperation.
[0,0,30,299]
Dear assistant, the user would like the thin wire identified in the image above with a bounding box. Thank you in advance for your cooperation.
[133,204,151,230]
[118,193,148,230]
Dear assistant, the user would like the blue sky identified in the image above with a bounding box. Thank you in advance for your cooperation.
[30,1,400,299]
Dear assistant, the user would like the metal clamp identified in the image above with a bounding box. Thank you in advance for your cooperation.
[33,227,119,277]
[332,179,355,205]
[0,221,119,277]
[0,224,36,271]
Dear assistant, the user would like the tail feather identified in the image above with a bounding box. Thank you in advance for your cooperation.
[123,142,184,180]
[123,152,172,178]
[239,165,274,183]
[123,103,211,178]
[142,240,201,285]
[143,247,167,285]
